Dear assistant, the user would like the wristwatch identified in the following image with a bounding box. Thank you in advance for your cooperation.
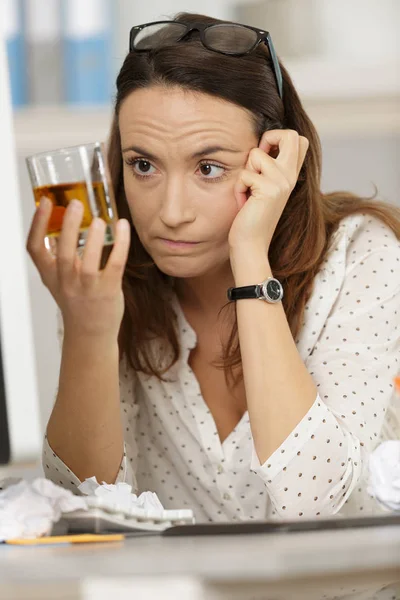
[227,277,284,303]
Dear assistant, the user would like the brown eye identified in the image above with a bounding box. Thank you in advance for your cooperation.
[137,160,152,173]
[127,158,156,177]
[200,164,212,176]
[198,163,226,180]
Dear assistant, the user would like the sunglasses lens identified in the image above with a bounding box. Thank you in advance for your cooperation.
[133,23,188,50]
[204,24,258,54]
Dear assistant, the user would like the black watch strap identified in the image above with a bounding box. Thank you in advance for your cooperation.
[227,285,260,302]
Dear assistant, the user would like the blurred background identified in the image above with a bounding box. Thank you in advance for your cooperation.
[4,0,400,432]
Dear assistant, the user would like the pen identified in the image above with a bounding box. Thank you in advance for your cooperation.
[6,533,125,545]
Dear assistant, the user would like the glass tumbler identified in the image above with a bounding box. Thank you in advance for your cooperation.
[26,142,118,249]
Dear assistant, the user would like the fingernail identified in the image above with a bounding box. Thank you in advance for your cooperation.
[39,196,49,209]
[70,199,83,211]
[118,219,130,233]
[91,217,103,228]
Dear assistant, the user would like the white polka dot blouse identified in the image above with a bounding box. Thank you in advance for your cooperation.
[43,213,400,523]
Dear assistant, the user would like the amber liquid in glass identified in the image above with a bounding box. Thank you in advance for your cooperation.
[33,180,113,238]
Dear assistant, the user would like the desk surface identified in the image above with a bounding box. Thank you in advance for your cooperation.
[1,525,400,599]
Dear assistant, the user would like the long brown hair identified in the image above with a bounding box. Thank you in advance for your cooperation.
[107,12,400,387]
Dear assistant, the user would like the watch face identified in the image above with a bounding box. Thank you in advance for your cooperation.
[266,279,282,301]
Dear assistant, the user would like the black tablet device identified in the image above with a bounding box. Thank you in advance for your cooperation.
[163,513,400,536]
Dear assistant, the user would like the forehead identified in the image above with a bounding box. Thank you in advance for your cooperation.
[118,85,257,147]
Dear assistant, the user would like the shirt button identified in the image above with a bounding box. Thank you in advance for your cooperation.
[217,464,224,474]
[223,493,231,501]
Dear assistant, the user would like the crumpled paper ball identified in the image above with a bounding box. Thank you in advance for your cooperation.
[0,478,87,541]
[78,476,164,514]
[0,476,181,541]
[367,440,400,512]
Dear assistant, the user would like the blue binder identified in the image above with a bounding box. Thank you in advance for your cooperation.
[5,0,26,107]
[63,0,112,105]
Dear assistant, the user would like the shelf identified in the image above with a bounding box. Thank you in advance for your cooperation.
[283,57,400,100]
[13,59,400,152]
[301,96,399,137]
[14,106,113,154]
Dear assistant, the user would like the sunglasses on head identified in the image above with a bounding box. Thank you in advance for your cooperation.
[129,20,284,100]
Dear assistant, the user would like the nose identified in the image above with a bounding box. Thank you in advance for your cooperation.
[158,175,196,229]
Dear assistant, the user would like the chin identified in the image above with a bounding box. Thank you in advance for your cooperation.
[153,256,210,279]
[144,239,230,279]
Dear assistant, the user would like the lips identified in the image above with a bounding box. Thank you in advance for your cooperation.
[164,239,198,244]
[160,238,200,248]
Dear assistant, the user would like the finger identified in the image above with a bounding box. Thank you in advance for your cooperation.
[259,129,301,177]
[245,129,282,173]
[296,136,309,177]
[26,196,56,280]
[244,149,290,199]
[259,130,309,186]
[234,170,270,209]
[266,129,300,170]
[246,147,280,178]
[56,200,84,281]
[80,218,107,284]
[102,219,131,286]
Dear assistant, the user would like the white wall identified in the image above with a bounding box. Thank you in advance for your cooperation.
[17,156,61,435]
[0,25,41,475]
[114,0,237,66]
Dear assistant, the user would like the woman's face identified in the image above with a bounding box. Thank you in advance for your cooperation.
[119,85,258,279]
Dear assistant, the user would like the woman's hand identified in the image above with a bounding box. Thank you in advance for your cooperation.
[228,129,309,256]
[27,197,131,339]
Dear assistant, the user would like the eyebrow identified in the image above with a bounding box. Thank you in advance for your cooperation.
[121,145,242,160]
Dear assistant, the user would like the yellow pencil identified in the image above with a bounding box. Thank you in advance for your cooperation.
[6,533,125,545]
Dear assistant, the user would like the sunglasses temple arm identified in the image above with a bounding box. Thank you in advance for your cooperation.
[265,34,283,100]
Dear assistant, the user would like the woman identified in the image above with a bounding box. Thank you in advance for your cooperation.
[28,13,400,523]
